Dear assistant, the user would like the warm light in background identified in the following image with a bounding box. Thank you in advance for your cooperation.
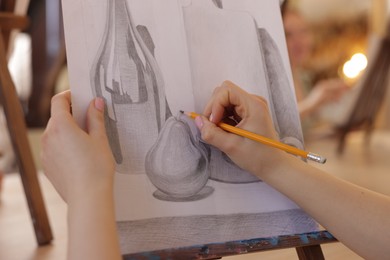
[342,53,368,79]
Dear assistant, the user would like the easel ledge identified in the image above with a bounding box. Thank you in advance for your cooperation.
[123,230,337,260]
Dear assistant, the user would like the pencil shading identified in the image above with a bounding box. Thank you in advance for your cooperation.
[90,0,171,174]
[145,113,213,201]
[257,28,304,150]
[118,209,318,254]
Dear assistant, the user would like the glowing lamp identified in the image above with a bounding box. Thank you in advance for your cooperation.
[342,53,368,80]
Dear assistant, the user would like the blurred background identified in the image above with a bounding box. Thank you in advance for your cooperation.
[293,0,370,82]
[282,0,390,139]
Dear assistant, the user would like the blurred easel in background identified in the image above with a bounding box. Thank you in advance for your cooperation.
[336,0,390,153]
[0,0,52,245]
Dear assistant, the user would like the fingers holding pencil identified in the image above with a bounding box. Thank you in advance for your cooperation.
[203,80,279,140]
[194,114,244,156]
[190,82,286,173]
[204,81,250,125]
[189,81,326,174]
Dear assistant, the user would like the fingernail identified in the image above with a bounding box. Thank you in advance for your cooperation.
[195,116,204,129]
[94,97,105,112]
[209,114,214,123]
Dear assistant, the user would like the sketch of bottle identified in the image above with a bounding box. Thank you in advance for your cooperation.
[91,0,171,174]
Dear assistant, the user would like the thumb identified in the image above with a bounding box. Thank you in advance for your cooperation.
[86,97,107,138]
[195,116,241,155]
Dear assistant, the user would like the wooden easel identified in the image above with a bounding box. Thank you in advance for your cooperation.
[123,230,336,259]
[336,3,390,154]
[0,0,52,245]
[336,20,390,153]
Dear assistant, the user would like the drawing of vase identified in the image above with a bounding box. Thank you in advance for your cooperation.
[91,0,171,174]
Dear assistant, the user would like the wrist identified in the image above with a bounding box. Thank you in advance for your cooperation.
[67,180,114,209]
[248,147,290,179]
[66,178,120,260]
[254,151,301,184]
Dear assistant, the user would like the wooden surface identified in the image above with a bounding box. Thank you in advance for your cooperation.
[296,245,325,260]
[25,0,66,127]
[0,16,52,245]
[0,12,29,30]
[0,0,17,51]
[123,231,335,260]
[336,21,390,153]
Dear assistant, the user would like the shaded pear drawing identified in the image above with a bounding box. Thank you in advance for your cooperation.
[145,115,213,201]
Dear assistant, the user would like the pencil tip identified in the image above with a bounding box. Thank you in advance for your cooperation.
[180,110,184,114]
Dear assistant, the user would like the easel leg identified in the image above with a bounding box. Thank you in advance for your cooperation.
[0,32,53,245]
[296,245,325,260]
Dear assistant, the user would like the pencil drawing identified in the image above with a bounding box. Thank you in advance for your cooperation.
[179,0,303,183]
[143,0,303,199]
[117,209,318,254]
[91,0,303,193]
[90,0,171,174]
[257,28,304,150]
[145,113,213,201]
[211,0,303,150]
[62,0,320,254]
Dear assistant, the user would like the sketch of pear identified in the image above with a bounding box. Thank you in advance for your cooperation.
[145,116,210,199]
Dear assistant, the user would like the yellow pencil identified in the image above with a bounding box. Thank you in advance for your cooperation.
[181,111,326,164]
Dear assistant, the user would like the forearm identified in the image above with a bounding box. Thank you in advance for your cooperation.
[257,155,390,259]
[196,81,389,257]
[67,185,121,260]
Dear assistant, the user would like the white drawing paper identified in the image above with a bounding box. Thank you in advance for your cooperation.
[62,0,319,254]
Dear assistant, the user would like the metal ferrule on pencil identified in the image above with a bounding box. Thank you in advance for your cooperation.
[307,153,327,164]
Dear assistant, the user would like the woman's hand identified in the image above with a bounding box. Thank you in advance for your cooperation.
[194,80,286,176]
[41,90,121,260]
[299,78,349,118]
[41,90,115,203]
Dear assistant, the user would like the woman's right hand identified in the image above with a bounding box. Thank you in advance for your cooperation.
[194,80,287,177]
[299,78,349,118]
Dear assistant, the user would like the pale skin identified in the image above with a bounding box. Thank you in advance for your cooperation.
[42,82,390,259]
[0,170,3,195]
[41,91,121,260]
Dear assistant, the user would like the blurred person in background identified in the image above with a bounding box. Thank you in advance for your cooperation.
[281,0,349,132]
